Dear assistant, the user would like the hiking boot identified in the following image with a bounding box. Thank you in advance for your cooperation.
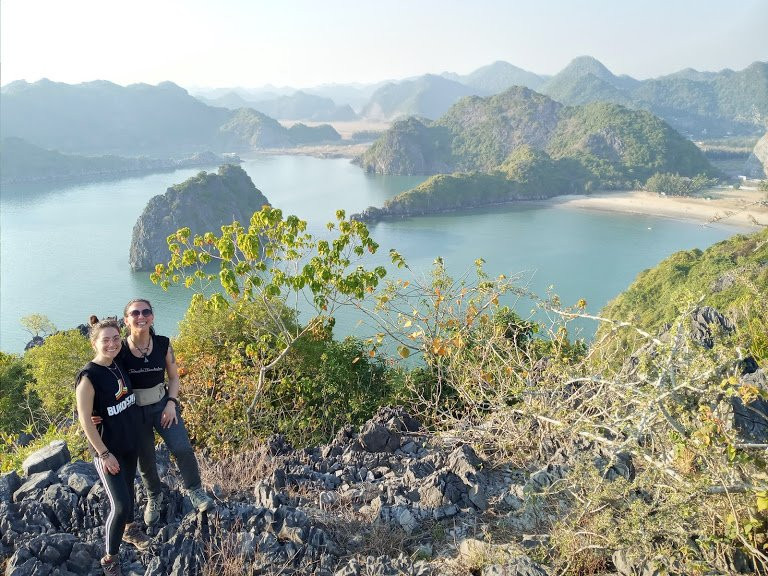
[188,486,216,513]
[143,491,164,525]
[100,555,122,576]
[122,522,150,550]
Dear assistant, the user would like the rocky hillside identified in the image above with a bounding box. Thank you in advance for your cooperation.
[129,165,270,271]
[4,367,766,576]
[745,132,768,178]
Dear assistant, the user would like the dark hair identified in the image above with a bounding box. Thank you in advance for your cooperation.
[88,315,120,343]
[123,298,156,336]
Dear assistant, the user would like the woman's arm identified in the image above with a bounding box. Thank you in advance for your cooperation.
[160,343,180,428]
[76,376,119,474]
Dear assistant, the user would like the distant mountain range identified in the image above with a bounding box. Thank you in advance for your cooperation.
[1,57,765,162]
[197,90,357,121]
[0,137,240,184]
[192,57,767,138]
[0,80,341,157]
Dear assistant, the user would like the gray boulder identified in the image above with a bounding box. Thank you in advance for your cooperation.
[22,440,70,476]
[13,470,57,501]
[0,470,21,503]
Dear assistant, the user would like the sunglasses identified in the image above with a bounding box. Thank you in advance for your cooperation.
[128,308,153,318]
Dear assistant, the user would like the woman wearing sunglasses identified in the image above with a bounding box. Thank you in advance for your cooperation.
[121,298,215,525]
[76,316,149,575]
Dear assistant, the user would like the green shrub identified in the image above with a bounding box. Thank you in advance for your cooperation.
[24,330,92,427]
[0,352,34,436]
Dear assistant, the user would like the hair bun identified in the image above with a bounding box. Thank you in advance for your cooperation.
[89,315,100,326]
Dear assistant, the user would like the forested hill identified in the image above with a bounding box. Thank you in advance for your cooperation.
[539,57,768,138]
[0,80,341,156]
[129,165,270,271]
[352,87,715,221]
[357,86,711,180]
[597,227,768,351]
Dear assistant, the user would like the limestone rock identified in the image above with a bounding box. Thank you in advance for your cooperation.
[744,131,768,178]
[129,164,270,271]
[22,440,70,476]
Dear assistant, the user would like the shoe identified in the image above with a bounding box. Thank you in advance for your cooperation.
[144,491,164,525]
[188,486,216,513]
[101,555,122,576]
[122,522,150,550]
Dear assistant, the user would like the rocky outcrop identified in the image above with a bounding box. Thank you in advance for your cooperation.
[3,405,637,576]
[129,164,270,271]
[744,131,768,178]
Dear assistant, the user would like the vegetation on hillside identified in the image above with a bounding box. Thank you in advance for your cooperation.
[2,207,767,574]
[597,227,768,359]
[354,89,718,219]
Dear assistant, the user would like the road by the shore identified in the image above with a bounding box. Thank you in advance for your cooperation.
[548,188,767,231]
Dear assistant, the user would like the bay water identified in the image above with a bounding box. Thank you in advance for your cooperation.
[0,155,742,354]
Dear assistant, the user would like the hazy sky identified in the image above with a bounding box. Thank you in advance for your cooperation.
[2,0,766,89]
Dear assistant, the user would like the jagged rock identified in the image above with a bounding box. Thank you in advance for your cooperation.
[22,440,71,476]
[690,306,735,349]
[129,164,270,271]
[613,548,663,576]
[727,368,768,443]
[13,470,57,501]
[0,471,22,503]
[23,336,44,350]
[57,460,98,496]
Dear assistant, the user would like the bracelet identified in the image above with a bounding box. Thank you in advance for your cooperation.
[100,451,111,459]
[167,397,180,407]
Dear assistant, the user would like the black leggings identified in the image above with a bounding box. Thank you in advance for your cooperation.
[94,451,137,555]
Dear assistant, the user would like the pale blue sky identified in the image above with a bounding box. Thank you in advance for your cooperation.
[1,0,766,89]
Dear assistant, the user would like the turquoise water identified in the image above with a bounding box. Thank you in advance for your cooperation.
[0,155,742,353]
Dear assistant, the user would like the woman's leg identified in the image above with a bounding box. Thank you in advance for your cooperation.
[136,404,163,497]
[95,452,136,556]
[153,400,202,490]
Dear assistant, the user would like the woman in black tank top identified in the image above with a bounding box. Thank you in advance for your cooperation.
[75,316,148,575]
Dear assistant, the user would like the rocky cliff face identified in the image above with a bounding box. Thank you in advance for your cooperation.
[129,164,270,271]
[745,131,768,178]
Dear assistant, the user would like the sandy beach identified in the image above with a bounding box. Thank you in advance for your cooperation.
[549,188,768,231]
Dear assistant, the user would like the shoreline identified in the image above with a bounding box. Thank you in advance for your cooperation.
[547,188,767,231]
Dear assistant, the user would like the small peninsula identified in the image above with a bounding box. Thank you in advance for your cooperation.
[129,164,270,271]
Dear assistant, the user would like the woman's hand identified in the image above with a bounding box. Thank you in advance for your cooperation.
[159,401,178,429]
[102,453,120,475]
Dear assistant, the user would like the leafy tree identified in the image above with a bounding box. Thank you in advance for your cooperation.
[759,180,768,192]
[0,352,34,436]
[24,330,92,426]
[20,314,56,338]
[645,172,716,196]
[153,206,390,427]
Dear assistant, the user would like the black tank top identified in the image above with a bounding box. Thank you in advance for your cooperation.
[77,361,137,455]
[120,335,169,390]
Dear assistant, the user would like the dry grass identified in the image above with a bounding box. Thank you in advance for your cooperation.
[198,442,279,497]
